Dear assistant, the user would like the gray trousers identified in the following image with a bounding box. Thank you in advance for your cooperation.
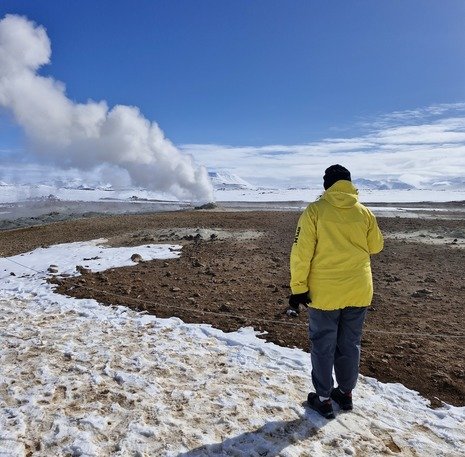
[308,306,367,398]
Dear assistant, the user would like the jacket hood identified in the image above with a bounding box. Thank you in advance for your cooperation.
[321,180,359,208]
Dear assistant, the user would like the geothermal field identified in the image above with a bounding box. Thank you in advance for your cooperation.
[0,189,464,456]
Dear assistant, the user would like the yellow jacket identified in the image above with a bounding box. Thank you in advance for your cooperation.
[290,180,383,310]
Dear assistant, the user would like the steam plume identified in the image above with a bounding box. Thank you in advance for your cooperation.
[0,14,214,202]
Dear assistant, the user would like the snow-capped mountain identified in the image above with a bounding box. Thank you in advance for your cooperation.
[428,177,465,190]
[208,171,256,190]
[354,178,415,190]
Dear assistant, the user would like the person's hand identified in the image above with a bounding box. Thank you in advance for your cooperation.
[287,292,311,316]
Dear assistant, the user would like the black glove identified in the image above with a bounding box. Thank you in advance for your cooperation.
[288,292,311,314]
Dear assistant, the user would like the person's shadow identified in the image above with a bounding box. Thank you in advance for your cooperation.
[176,405,329,457]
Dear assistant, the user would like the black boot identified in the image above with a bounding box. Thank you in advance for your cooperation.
[307,393,335,419]
[330,387,353,411]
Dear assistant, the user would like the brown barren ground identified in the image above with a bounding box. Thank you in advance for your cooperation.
[1,210,464,407]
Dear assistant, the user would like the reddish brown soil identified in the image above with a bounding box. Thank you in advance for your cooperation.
[1,210,464,407]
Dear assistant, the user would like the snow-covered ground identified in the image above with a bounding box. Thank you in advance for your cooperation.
[2,182,465,206]
[1,183,464,226]
[0,183,178,205]
[214,187,465,204]
[1,240,464,456]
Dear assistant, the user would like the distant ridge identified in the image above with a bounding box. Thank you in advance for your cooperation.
[354,178,415,190]
[429,177,465,190]
[208,171,255,190]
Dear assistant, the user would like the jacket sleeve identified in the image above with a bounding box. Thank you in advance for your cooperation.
[290,206,317,294]
[367,211,384,254]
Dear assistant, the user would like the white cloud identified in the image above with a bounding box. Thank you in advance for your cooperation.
[181,105,465,188]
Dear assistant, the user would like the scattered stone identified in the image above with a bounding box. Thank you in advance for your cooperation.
[48,265,59,274]
[76,265,91,275]
[411,288,433,298]
[187,297,196,304]
[195,202,217,210]
[10,272,15,276]
[204,267,216,276]
[210,233,218,240]
[170,286,181,292]
[131,253,143,263]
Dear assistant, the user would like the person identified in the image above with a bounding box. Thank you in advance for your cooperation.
[289,164,384,419]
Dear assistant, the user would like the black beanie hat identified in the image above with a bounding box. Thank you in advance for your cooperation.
[323,164,351,190]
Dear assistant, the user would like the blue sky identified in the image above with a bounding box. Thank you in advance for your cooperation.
[0,1,465,189]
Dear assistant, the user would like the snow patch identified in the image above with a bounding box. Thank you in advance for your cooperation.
[0,241,464,456]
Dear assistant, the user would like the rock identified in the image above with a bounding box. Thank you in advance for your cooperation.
[219,304,231,312]
[192,259,204,268]
[48,265,59,274]
[170,286,181,292]
[131,253,143,263]
[417,289,433,295]
[195,202,217,210]
[76,265,91,275]
[204,268,215,276]
[411,288,433,298]
[210,233,218,240]
[187,297,196,304]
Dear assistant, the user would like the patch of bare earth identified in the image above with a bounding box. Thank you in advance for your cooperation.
[1,211,464,407]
